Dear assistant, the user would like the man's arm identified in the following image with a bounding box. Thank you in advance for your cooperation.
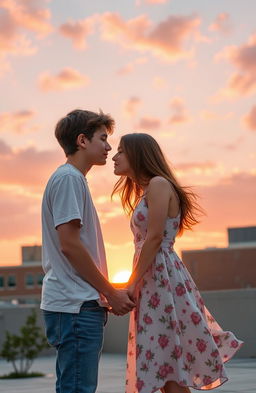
[57,219,135,315]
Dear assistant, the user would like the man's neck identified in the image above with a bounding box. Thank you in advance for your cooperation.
[66,155,92,176]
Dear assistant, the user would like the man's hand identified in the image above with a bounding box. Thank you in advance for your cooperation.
[106,288,135,316]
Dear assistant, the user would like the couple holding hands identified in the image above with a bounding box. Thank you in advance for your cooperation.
[40,109,242,393]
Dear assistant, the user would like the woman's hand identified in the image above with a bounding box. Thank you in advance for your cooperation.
[125,282,137,302]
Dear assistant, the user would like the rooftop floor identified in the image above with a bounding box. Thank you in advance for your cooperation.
[0,354,255,393]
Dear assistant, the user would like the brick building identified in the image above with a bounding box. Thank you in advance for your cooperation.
[182,226,256,291]
[0,246,43,304]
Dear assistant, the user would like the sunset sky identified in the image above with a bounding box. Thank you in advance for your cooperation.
[0,0,255,281]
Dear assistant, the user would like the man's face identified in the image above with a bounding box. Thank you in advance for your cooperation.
[86,125,112,165]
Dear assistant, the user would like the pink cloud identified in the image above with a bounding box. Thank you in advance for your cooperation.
[38,67,90,91]
[0,139,63,191]
[0,189,40,240]
[198,172,256,231]
[216,34,256,97]
[0,110,37,134]
[209,13,232,34]
[100,12,202,62]
[169,98,189,125]
[136,116,161,130]
[0,0,53,36]
[0,0,52,73]
[117,57,147,75]
[243,105,256,131]
[59,17,95,50]
[175,161,216,173]
[123,96,142,117]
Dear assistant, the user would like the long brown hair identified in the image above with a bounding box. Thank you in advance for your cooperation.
[112,133,202,236]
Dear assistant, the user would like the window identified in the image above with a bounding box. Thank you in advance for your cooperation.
[37,273,44,287]
[25,274,34,288]
[0,276,4,289]
[7,275,16,289]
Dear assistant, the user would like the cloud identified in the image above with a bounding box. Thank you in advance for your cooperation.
[38,67,90,91]
[0,188,41,240]
[123,96,142,117]
[215,34,256,97]
[0,139,63,191]
[117,57,147,75]
[136,116,162,130]
[152,76,167,89]
[0,0,52,74]
[0,110,37,134]
[198,172,256,231]
[209,13,232,34]
[59,17,95,50]
[169,97,189,125]
[175,161,217,174]
[243,105,256,131]
[0,0,52,35]
[0,139,12,155]
[100,12,202,62]
[139,0,170,4]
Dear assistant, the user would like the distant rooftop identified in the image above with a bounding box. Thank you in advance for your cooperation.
[228,226,256,247]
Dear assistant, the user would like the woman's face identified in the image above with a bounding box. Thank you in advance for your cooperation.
[112,144,133,177]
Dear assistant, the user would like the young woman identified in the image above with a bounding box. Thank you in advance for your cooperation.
[112,133,243,393]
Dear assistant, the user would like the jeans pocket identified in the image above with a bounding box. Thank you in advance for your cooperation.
[42,310,61,347]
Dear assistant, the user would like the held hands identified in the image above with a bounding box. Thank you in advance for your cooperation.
[106,288,136,316]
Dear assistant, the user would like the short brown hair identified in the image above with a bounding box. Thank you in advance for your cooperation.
[55,109,115,156]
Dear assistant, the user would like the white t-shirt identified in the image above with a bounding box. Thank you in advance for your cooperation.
[40,163,108,313]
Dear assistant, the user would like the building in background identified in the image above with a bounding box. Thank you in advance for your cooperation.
[0,245,43,304]
[182,226,256,291]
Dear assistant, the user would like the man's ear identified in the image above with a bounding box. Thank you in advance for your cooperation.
[77,134,89,150]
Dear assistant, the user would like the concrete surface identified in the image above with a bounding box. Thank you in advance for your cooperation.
[0,354,255,393]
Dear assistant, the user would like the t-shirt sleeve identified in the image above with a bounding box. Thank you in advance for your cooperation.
[51,174,85,229]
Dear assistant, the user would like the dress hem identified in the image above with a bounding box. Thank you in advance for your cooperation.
[146,342,244,393]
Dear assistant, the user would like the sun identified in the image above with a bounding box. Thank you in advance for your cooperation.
[112,270,131,283]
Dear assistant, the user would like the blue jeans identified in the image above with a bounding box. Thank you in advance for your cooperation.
[43,301,107,393]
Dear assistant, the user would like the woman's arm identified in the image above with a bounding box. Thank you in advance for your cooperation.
[126,176,172,296]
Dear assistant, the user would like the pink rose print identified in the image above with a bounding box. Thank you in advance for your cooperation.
[158,334,169,349]
[136,344,143,359]
[135,233,142,242]
[171,345,183,360]
[191,312,202,325]
[136,378,145,392]
[155,263,164,272]
[203,376,213,386]
[196,338,207,353]
[186,352,195,363]
[145,350,154,360]
[175,283,186,296]
[137,212,145,221]
[185,279,192,292]
[213,335,221,346]
[160,278,169,287]
[211,350,219,358]
[140,362,149,372]
[164,304,173,313]
[143,313,153,325]
[138,325,144,334]
[188,339,193,345]
[150,336,154,341]
[156,363,174,380]
[174,259,181,270]
[173,221,179,229]
[148,292,160,309]
[231,340,239,348]
[169,320,177,330]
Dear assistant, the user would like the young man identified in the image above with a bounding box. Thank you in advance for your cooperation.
[40,109,135,393]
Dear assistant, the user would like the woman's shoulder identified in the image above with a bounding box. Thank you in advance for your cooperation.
[148,176,170,188]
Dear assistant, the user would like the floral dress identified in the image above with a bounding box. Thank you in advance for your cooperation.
[126,197,243,393]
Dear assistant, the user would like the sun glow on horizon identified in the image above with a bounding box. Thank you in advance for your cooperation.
[111,270,131,283]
